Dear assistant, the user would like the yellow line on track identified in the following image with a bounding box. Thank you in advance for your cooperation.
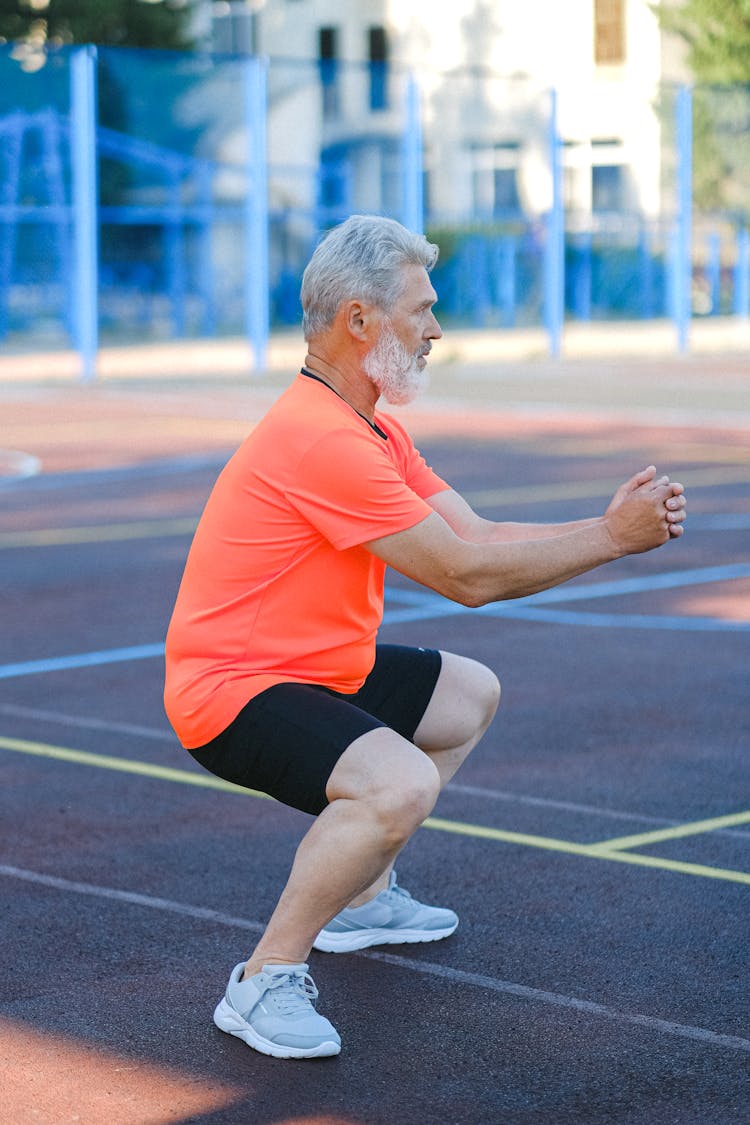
[0,517,198,549]
[0,735,270,801]
[463,465,750,509]
[511,438,750,464]
[2,466,749,550]
[2,735,748,887]
[423,815,750,886]
[589,810,750,852]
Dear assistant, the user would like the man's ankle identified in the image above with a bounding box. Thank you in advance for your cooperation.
[346,874,390,909]
[240,955,304,982]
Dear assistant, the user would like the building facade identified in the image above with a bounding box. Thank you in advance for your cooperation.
[202,0,677,225]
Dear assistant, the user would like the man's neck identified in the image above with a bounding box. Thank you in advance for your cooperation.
[303,351,379,422]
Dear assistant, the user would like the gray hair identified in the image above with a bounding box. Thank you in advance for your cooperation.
[301,214,439,340]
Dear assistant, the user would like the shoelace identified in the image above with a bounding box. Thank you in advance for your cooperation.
[262,969,319,1014]
[383,881,413,904]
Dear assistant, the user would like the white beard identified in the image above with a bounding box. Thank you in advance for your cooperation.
[363,322,429,405]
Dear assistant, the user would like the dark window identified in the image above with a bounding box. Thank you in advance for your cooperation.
[319,26,340,118]
[493,168,520,214]
[212,1,254,54]
[592,164,624,211]
[594,0,625,65]
[368,26,389,111]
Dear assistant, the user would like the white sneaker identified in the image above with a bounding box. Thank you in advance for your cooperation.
[213,962,341,1058]
[313,872,459,953]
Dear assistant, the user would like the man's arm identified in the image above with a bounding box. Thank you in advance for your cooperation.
[427,488,601,544]
[426,467,686,545]
[364,467,686,608]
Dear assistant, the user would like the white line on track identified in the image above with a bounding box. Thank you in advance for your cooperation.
[365,950,750,1054]
[0,702,175,742]
[0,863,747,1055]
[0,449,41,485]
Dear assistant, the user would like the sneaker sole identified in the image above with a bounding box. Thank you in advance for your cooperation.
[213,998,341,1059]
[312,922,458,953]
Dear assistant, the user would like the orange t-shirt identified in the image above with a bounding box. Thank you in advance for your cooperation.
[163,372,450,749]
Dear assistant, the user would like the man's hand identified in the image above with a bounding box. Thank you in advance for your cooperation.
[604,466,687,555]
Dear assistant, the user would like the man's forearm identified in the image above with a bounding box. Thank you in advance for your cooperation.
[370,476,677,609]
[450,518,619,606]
[472,515,603,544]
[428,489,602,546]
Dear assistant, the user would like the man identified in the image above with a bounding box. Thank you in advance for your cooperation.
[164,214,686,1060]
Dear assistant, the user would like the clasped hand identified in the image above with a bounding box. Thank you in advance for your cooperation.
[604,466,687,555]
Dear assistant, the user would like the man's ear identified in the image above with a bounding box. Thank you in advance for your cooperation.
[345,300,377,342]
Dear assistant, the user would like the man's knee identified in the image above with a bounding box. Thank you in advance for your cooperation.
[468,659,502,727]
[374,764,440,846]
[326,728,440,841]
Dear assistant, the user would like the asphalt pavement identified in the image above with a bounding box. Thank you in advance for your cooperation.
[1,340,749,1124]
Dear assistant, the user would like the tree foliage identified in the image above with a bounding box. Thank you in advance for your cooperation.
[656,0,750,82]
[655,2,750,214]
[0,0,197,51]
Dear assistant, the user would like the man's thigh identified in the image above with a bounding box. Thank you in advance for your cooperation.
[324,724,440,808]
[187,683,384,817]
[186,646,442,818]
[413,651,501,753]
[344,644,442,737]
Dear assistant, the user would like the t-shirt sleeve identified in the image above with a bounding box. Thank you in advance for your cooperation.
[380,411,451,500]
[287,426,436,550]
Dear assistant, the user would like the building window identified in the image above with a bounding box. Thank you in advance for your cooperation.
[592,164,624,211]
[594,0,625,65]
[368,26,389,111]
[470,142,521,218]
[211,1,255,54]
[319,26,340,119]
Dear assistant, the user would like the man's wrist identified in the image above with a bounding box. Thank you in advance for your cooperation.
[595,515,623,561]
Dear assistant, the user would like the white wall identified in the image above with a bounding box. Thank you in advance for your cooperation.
[204,0,670,221]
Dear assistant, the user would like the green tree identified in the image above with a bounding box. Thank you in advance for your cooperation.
[0,0,197,51]
[656,0,750,82]
[656,1,750,214]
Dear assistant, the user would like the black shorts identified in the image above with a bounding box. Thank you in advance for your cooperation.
[187,644,442,817]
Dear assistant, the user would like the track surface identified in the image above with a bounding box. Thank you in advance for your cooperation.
[1,356,749,1124]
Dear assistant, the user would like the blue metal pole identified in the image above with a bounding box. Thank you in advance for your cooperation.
[543,87,564,357]
[674,84,693,353]
[402,73,424,233]
[70,46,99,382]
[244,56,269,372]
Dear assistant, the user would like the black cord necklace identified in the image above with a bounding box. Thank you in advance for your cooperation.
[300,367,388,440]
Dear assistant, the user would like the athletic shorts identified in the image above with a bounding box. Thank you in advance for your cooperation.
[187,644,442,817]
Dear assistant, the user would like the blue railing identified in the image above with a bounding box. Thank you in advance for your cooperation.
[1,44,749,379]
